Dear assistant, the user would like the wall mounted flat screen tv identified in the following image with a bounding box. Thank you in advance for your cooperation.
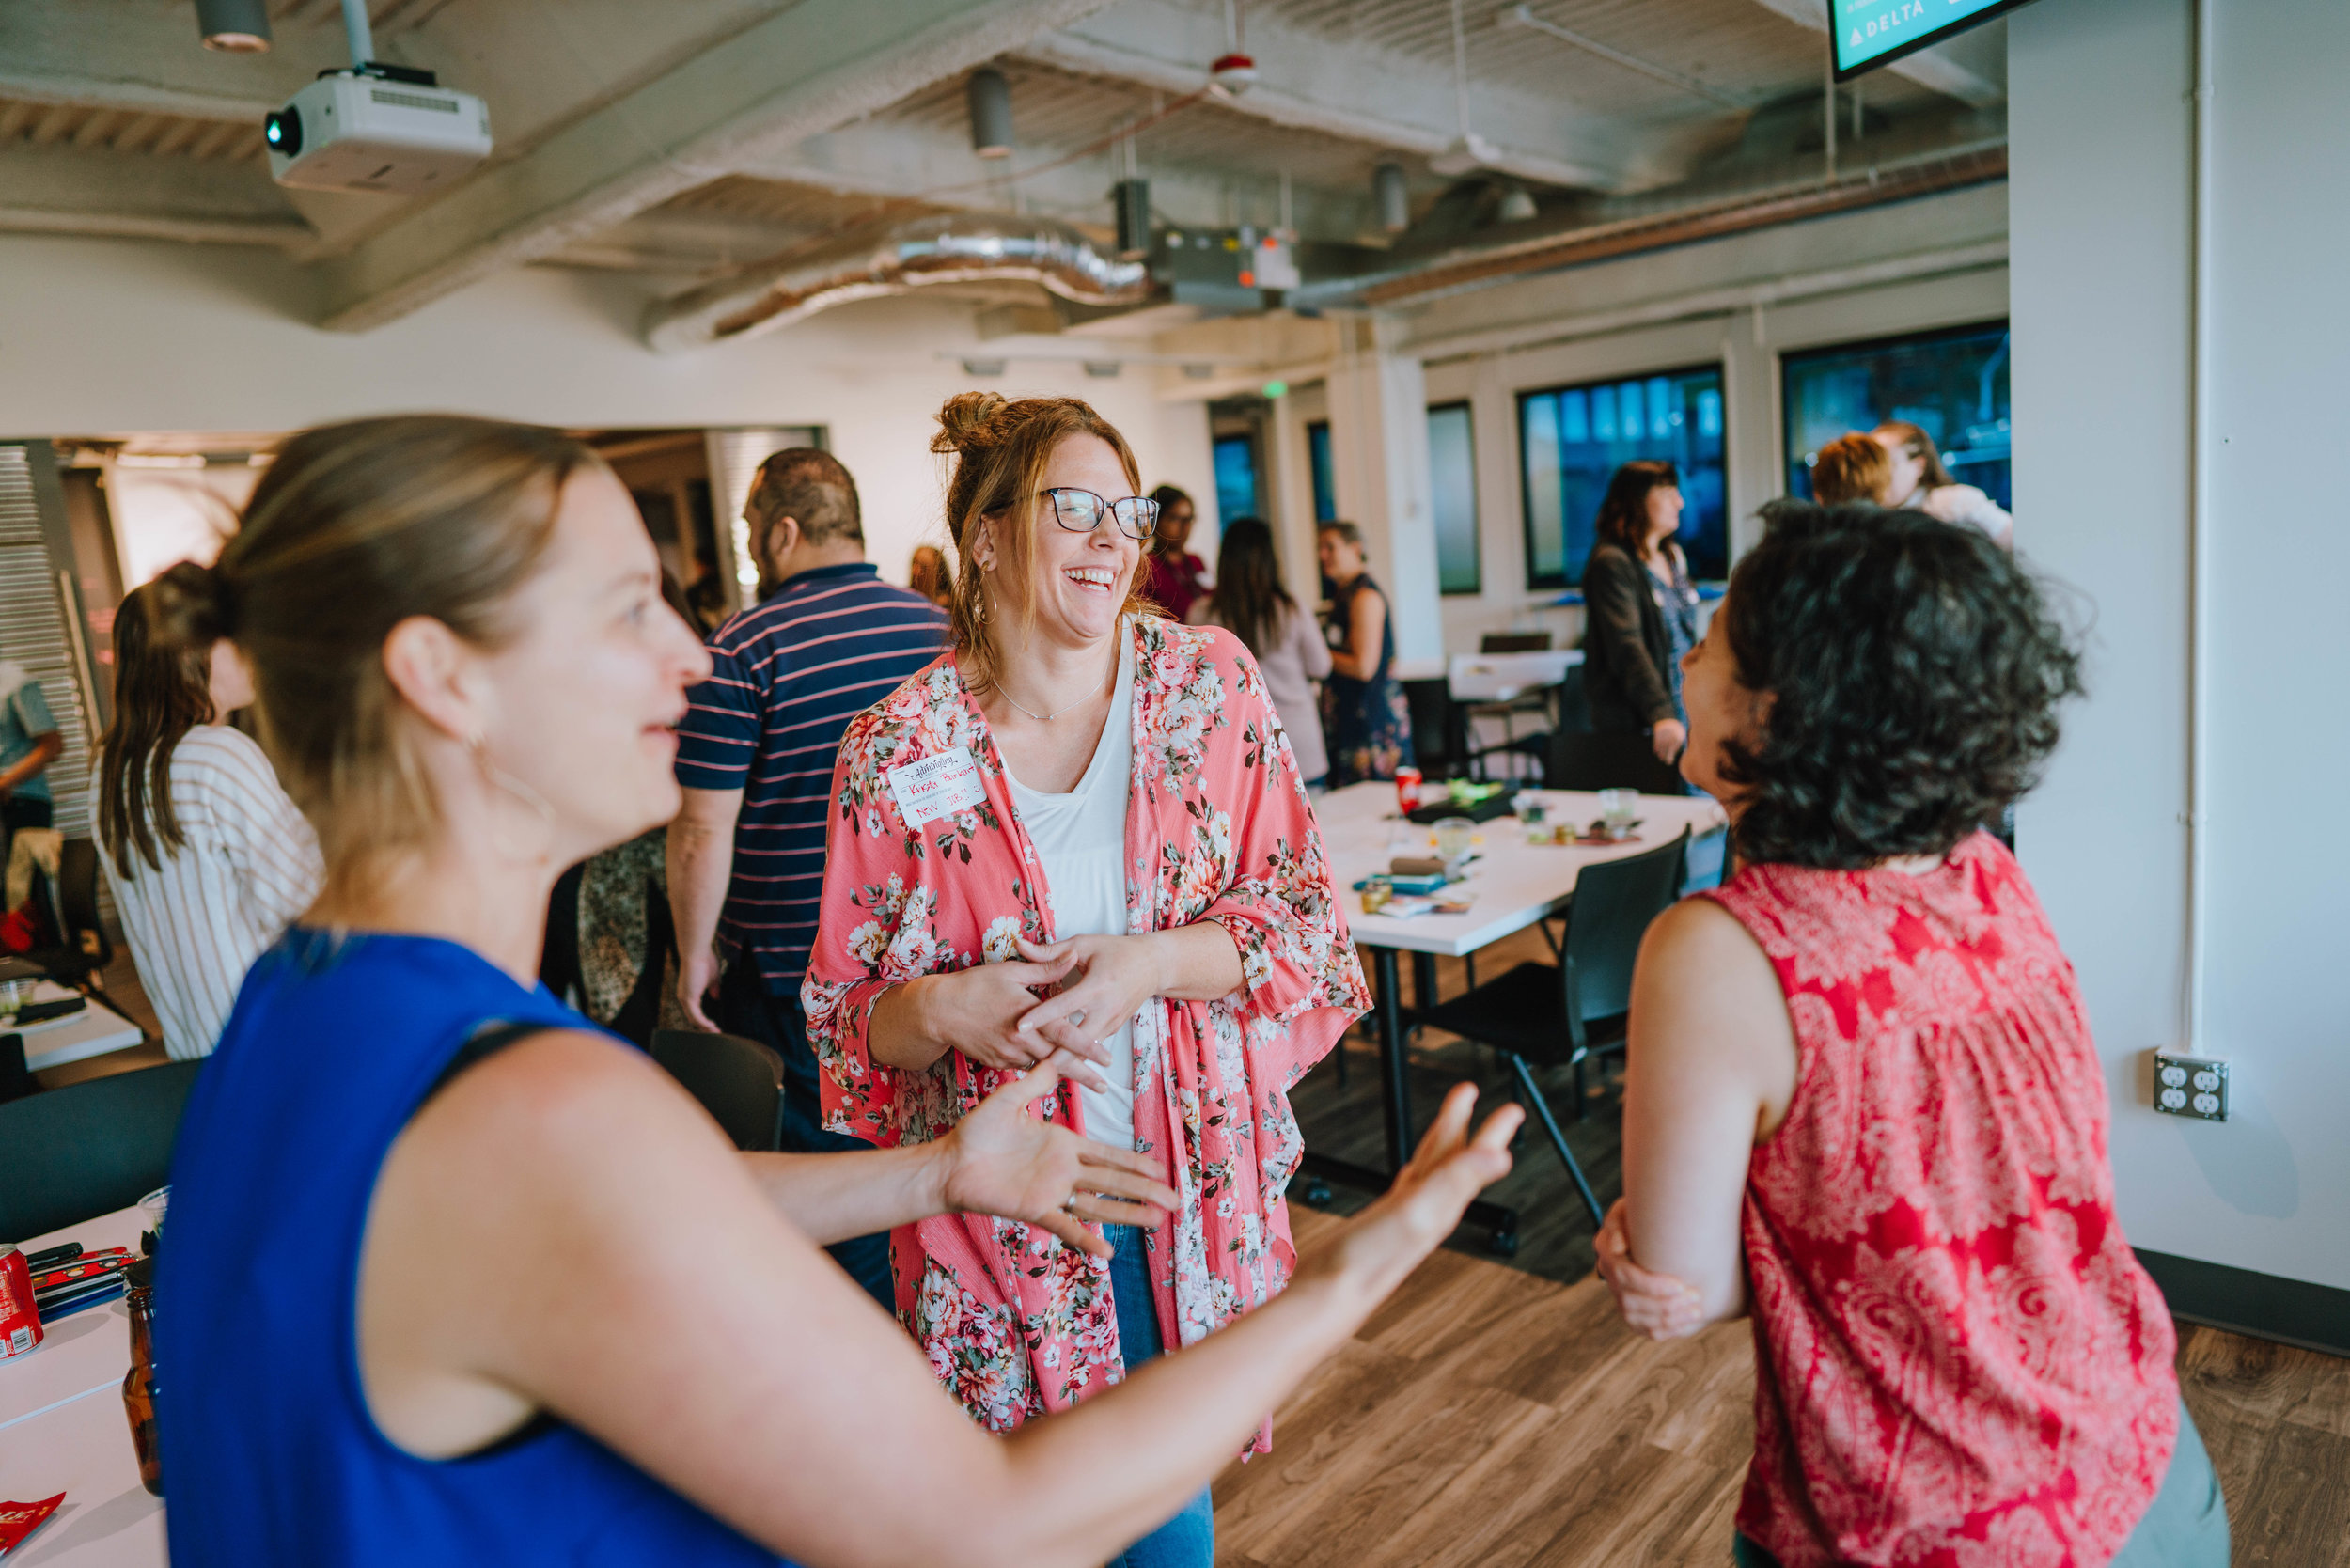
[1831,0,2033,82]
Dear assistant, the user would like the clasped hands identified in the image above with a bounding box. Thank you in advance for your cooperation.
[908,932,1171,1078]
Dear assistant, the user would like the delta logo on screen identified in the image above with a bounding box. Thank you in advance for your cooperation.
[1830,0,2023,77]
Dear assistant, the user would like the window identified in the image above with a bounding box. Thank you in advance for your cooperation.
[1781,320,2011,508]
[1427,402,1481,595]
[1212,432,1260,523]
[1518,365,1728,587]
[1306,420,1336,522]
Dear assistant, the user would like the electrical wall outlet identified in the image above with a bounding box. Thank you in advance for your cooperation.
[2154,1052,2229,1121]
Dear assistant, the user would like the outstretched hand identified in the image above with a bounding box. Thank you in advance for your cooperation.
[941,1050,1180,1259]
[1298,1082,1522,1307]
[1594,1199,1706,1340]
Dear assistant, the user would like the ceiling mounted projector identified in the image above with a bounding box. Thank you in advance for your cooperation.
[262,0,490,193]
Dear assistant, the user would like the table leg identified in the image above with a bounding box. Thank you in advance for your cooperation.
[1297,945,1520,1255]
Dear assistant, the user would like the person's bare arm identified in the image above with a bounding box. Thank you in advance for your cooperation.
[1327,589,1386,682]
[1613,897,1798,1327]
[738,1051,1177,1254]
[360,1032,1518,1568]
[666,787,741,1029]
[0,731,60,796]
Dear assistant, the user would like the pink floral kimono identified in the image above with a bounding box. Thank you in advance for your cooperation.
[804,617,1369,1447]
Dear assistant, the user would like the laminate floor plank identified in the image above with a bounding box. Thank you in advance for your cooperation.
[2219,1419,2350,1567]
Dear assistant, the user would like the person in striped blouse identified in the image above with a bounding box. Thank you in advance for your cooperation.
[96,564,322,1059]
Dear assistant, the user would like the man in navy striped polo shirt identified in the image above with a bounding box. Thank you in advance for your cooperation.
[667,448,947,1306]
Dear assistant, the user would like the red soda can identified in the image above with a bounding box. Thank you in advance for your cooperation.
[0,1244,40,1360]
[1395,766,1423,814]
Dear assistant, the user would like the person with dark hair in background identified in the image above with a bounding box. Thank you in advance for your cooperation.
[1596,503,2223,1568]
[1580,460,1700,765]
[1807,431,1893,506]
[908,543,957,613]
[95,567,321,1059]
[667,447,948,1309]
[1874,419,2013,545]
[149,412,1521,1568]
[1189,517,1331,791]
[1315,520,1413,786]
[1138,484,1209,620]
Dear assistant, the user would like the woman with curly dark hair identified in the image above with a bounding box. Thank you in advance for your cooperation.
[1593,504,2226,1568]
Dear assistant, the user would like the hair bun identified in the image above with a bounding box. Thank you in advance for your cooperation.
[145,558,236,649]
[932,391,1009,455]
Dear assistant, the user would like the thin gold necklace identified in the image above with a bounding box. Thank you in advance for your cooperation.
[999,638,1116,723]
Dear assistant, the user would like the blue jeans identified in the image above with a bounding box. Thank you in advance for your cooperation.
[717,962,894,1312]
[1731,1398,2227,1567]
[1103,1224,1215,1568]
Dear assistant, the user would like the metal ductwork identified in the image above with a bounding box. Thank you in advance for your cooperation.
[645,214,1152,353]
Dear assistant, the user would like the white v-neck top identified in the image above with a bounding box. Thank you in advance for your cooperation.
[1004,630,1139,1151]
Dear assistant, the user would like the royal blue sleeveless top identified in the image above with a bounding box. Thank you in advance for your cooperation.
[158,929,788,1567]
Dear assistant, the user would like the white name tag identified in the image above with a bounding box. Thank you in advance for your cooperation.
[887,747,987,827]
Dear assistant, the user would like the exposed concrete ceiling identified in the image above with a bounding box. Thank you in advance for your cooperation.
[0,0,2007,334]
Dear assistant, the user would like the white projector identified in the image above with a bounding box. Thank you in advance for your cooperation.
[264,69,491,194]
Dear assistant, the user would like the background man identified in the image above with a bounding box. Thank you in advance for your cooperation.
[668,448,948,1307]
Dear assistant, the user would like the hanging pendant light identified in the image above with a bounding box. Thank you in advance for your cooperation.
[195,0,273,52]
[967,68,1014,159]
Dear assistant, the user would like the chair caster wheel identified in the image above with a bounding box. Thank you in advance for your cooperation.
[1300,1179,1334,1208]
[1488,1228,1519,1258]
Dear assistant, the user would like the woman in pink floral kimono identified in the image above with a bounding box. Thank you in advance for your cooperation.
[806,393,1371,1568]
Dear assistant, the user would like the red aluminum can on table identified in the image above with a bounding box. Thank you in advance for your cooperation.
[0,1243,40,1360]
[1394,766,1423,814]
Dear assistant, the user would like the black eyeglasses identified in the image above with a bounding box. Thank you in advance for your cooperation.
[1041,487,1159,542]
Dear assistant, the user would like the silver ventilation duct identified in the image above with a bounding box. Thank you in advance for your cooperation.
[644,213,1153,353]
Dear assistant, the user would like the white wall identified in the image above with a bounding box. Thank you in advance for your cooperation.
[0,235,1221,593]
[2013,0,2350,1289]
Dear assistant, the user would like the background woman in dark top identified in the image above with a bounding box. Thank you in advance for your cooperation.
[1581,461,1700,765]
[1316,519,1415,785]
[155,414,1520,1568]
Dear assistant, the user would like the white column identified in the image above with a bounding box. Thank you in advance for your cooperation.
[1324,314,1444,666]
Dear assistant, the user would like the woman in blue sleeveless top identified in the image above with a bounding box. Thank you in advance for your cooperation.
[154,416,1522,1568]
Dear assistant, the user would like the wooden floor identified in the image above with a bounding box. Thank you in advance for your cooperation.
[1248,934,2350,1567]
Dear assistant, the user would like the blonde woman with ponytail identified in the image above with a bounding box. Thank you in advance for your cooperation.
[153,414,1517,1568]
[805,393,1383,1567]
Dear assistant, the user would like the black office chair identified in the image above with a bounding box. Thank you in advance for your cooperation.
[0,1059,202,1241]
[24,838,116,991]
[1543,730,1687,797]
[1418,827,1690,1228]
[1401,677,1466,781]
[650,1028,787,1152]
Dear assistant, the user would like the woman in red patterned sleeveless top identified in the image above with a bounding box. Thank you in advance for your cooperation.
[1593,505,2228,1567]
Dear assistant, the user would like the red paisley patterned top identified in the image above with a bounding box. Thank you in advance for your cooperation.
[1705,834,2177,1567]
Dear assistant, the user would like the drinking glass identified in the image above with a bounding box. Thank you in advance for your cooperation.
[1434,816,1476,867]
[1598,788,1638,832]
[1518,794,1550,844]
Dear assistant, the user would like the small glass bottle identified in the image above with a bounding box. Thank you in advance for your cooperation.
[121,1255,163,1497]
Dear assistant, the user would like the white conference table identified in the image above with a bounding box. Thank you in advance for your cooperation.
[20,986,147,1075]
[0,1206,163,1568]
[1306,781,1727,1248]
